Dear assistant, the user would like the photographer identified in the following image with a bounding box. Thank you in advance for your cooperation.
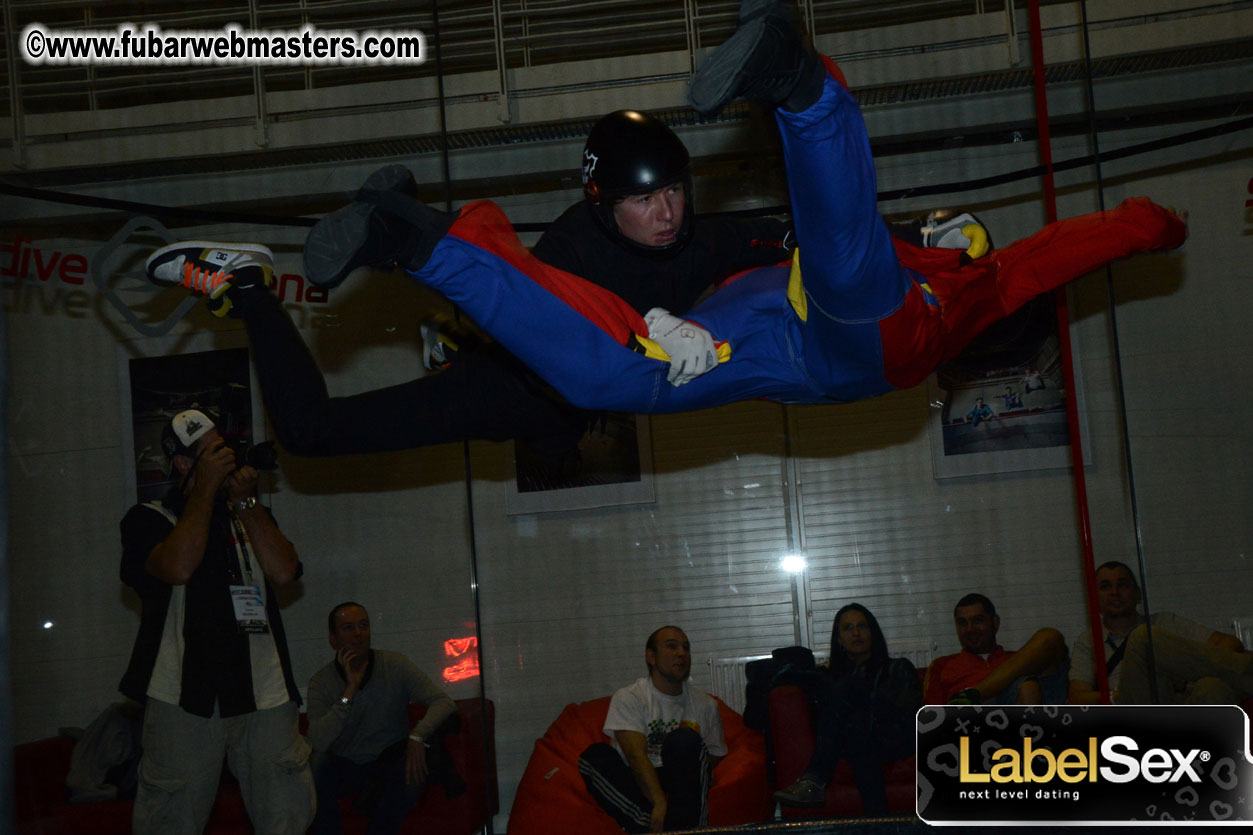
[119,409,313,835]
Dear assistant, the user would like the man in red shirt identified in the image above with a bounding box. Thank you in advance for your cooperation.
[923,593,1068,705]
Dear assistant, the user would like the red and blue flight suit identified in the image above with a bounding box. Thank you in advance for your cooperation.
[409,59,1186,414]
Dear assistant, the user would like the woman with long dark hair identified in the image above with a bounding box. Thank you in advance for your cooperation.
[773,602,921,814]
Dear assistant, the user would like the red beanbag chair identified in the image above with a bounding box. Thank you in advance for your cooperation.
[508,694,770,834]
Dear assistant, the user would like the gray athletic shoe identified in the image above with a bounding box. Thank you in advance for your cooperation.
[689,0,824,116]
[303,165,454,288]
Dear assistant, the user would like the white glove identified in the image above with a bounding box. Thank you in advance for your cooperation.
[644,307,718,386]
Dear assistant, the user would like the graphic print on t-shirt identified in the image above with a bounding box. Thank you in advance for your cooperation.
[646,717,701,760]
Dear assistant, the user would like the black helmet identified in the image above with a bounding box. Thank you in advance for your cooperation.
[581,110,694,255]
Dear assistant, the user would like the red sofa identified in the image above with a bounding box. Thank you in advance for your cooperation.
[508,694,771,834]
[14,698,497,835]
[767,684,916,819]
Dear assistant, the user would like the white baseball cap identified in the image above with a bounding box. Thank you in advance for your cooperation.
[162,409,217,458]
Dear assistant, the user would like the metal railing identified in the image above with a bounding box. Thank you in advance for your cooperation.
[2,0,1244,173]
[0,1,1021,117]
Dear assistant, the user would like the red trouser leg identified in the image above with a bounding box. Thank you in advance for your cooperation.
[883,197,1187,388]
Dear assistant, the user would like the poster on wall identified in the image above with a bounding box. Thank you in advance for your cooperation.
[505,412,656,514]
[119,333,263,506]
[927,295,1089,479]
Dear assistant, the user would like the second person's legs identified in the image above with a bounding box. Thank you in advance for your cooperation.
[229,287,589,455]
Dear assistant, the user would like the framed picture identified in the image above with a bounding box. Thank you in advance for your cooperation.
[119,332,263,507]
[928,295,1090,479]
[505,412,656,514]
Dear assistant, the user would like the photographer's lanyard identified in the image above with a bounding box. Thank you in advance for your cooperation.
[228,514,270,634]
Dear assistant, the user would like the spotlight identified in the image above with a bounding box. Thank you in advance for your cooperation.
[780,554,807,573]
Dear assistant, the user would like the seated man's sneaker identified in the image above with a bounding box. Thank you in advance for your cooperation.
[303,164,456,289]
[947,687,983,706]
[773,776,826,808]
[145,242,273,318]
[689,0,825,116]
[921,211,990,265]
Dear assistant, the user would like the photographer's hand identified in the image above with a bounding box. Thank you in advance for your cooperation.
[190,441,236,500]
[225,465,259,508]
[144,439,235,585]
[226,463,301,586]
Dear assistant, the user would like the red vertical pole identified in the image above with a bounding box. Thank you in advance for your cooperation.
[1026,0,1111,704]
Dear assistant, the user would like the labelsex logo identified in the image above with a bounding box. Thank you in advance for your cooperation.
[960,735,1207,785]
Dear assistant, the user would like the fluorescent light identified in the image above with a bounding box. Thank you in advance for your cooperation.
[780,554,807,573]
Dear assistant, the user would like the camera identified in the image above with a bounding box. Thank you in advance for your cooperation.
[226,439,279,471]
[217,384,279,471]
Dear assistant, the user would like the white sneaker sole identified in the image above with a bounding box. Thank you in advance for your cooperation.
[145,241,274,282]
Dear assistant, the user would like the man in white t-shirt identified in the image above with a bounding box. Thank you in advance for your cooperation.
[1069,561,1251,704]
[578,625,727,833]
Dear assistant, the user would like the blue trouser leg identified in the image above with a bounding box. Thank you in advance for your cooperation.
[775,70,915,398]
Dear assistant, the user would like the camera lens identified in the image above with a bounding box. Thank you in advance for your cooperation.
[241,441,279,471]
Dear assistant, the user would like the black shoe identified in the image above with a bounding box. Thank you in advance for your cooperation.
[773,776,827,808]
[689,0,825,116]
[303,165,456,288]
